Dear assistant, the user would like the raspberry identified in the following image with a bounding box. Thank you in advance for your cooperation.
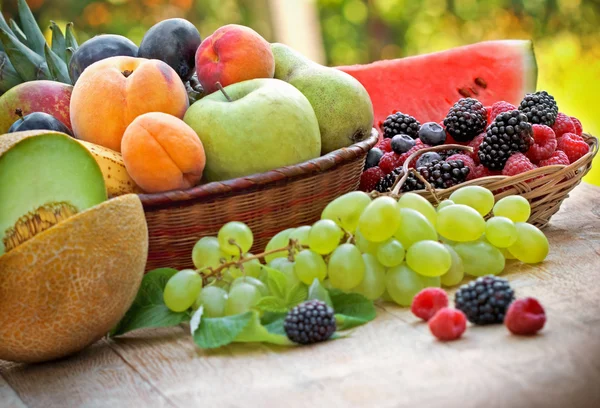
[557,133,590,163]
[551,113,576,138]
[467,133,485,163]
[444,132,468,146]
[489,101,516,122]
[428,308,467,341]
[375,137,392,152]
[502,153,536,176]
[526,124,557,163]
[468,164,501,180]
[446,153,475,171]
[570,116,583,135]
[359,166,385,192]
[485,106,492,123]
[539,150,570,166]
[504,297,546,335]
[378,152,403,174]
[411,288,449,321]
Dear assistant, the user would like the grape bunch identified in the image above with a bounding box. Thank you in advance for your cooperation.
[162,186,549,322]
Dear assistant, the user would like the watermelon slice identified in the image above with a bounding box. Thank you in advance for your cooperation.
[337,40,537,129]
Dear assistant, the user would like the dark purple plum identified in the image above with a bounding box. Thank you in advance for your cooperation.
[138,18,201,81]
[69,34,138,83]
[8,109,73,136]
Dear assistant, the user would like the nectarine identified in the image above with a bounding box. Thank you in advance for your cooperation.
[70,56,189,152]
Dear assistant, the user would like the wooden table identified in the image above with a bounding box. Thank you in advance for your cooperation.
[2,183,600,408]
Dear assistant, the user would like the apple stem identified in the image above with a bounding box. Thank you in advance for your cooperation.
[14,108,23,119]
[215,82,232,102]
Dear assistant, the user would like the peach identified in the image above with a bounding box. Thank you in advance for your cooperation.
[70,56,189,152]
[121,112,206,193]
[195,24,274,94]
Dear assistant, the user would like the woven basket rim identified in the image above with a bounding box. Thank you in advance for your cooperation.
[139,128,379,207]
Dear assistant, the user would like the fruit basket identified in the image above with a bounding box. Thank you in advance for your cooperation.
[381,133,598,227]
[139,129,379,270]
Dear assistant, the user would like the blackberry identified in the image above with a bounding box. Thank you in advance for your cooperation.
[454,275,515,325]
[284,300,336,345]
[418,159,470,189]
[443,98,487,142]
[478,110,533,171]
[518,91,558,126]
[374,168,424,193]
[437,149,460,160]
[382,112,421,139]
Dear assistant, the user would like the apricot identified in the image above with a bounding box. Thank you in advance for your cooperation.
[70,56,189,152]
[121,112,206,193]
[195,24,274,94]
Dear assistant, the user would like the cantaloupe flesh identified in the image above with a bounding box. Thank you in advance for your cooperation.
[0,132,107,255]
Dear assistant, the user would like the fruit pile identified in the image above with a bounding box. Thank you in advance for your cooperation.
[360,91,590,193]
[0,1,375,195]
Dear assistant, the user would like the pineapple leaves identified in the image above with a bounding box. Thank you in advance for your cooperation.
[44,44,71,84]
[17,0,46,56]
[50,21,66,62]
[65,23,78,50]
[9,19,27,45]
[0,28,49,81]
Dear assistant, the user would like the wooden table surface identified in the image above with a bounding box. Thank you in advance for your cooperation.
[2,183,600,408]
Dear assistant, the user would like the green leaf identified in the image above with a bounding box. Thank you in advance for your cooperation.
[254,296,288,313]
[308,278,333,307]
[189,306,203,334]
[264,266,287,300]
[262,313,287,336]
[49,21,66,62]
[65,47,75,68]
[260,311,287,326]
[328,289,376,330]
[9,19,27,45]
[285,282,308,308]
[112,268,189,336]
[44,43,71,84]
[0,11,13,40]
[192,312,254,349]
[17,0,46,56]
[234,311,294,346]
[0,27,49,81]
[0,51,23,93]
[65,22,78,50]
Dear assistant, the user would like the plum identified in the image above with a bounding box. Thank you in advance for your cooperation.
[8,109,73,136]
[138,18,201,81]
[69,35,138,83]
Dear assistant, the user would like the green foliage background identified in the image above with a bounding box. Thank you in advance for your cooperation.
[3,0,599,184]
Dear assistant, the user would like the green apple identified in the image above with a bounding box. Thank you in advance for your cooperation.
[184,78,321,182]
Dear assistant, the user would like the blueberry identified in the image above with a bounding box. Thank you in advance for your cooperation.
[416,152,442,169]
[365,148,384,169]
[419,122,446,146]
[391,134,416,154]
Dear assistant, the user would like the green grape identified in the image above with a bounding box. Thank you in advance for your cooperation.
[499,247,517,260]
[321,191,371,233]
[355,227,380,255]
[308,219,343,254]
[358,196,401,242]
[406,240,451,277]
[218,221,254,255]
[376,238,405,267]
[289,225,311,247]
[420,275,441,288]
[485,217,517,248]
[352,254,386,300]
[453,240,505,277]
[193,286,227,317]
[436,204,485,242]
[294,250,327,285]
[437,199,455,211]
[322,279,334,290]
[449,185,495,216]
[397,192,437,225]
[231,276,269,296]
[385,263,425,306]
[163,269,203,312]
[264,228,294,263]
[226,253,262,279]
[440,244,464,287]
[192,236,225,271]
[394,208,437,248]
[268,258,299,289]
[328,244,366,290]
[381,289,393,302]
[493,195,531,222]
[224,282,261,315]
[508,222,549,264]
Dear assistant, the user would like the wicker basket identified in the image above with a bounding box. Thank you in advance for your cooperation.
[139,129,379,270]
[383,133,598,228]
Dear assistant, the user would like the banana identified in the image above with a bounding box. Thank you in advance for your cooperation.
[76,139,143,197]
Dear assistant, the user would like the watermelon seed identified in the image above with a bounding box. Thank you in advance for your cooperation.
[474,77,488,88]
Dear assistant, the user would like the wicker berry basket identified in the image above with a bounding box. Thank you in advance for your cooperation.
[383,133,598,227]
[139,129,379,270]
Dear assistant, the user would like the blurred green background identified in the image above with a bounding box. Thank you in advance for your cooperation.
[2,0,599,184]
